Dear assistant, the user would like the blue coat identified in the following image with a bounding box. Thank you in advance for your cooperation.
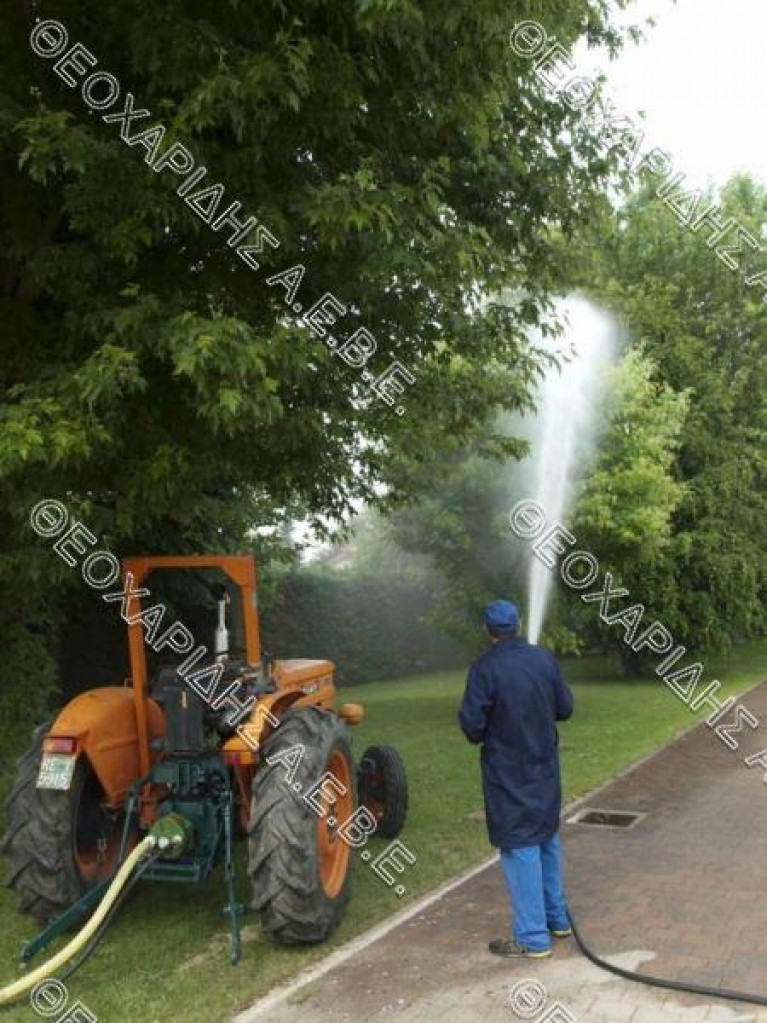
[458,637,574,850]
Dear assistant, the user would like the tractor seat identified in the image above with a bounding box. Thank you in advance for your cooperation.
[151,660,274,701]
[150,665,185,702]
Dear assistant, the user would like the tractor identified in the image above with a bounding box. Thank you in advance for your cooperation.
[1,554,408,965]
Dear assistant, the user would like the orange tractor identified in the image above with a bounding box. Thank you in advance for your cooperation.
[1,554,408,966]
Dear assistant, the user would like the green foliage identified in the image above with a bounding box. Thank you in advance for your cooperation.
[537,620,585,656]
[389,451,525,650]
[565,346,688,667]
[1,0,631,523]
[574,175,767,651]
[261,567,463,684]
[574,347,688,559]
[0,0,635,711]
[0,598,59,774]
[373,343,686,655]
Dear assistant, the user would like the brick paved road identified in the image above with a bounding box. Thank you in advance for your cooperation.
[236,678,767,1023]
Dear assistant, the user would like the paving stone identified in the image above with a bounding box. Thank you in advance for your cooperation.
[589,999,638,1020]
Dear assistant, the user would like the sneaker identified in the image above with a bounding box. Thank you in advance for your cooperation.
[549,926,572,938]
[488,938,552,959]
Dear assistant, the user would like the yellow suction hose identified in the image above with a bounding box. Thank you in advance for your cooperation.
[0,835,158,1006]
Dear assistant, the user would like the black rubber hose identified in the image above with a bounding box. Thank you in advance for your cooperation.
[567,907,767,1007]
[56,848,163,984]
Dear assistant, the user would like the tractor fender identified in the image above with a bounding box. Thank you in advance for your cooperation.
[223,686,334,759]
[46,687,164,806]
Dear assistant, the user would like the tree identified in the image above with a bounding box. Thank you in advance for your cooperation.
[356,452,521,652]
[574,346,688,565]
[574,175,767,651]
[569,345,688,669]
[0,0,635,731]
[375,344,687,654]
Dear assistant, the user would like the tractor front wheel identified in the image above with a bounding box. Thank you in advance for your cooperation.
[1,722,132,924]
[358,745,409,839]
[248,706,355,944]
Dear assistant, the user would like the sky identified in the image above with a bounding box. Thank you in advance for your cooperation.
[578,0,767,188]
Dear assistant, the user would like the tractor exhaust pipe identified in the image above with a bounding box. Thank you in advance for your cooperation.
[213,586,230,659]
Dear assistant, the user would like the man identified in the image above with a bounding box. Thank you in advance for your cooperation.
[458,599,574,959]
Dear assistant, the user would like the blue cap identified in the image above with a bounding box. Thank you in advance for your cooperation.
[484,600,519,631]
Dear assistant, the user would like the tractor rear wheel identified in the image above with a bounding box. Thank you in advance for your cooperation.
[358,745,409,839]
[1,722,132,924]
[248,706,355,944]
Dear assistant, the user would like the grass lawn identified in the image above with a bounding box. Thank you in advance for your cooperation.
[0,641,764,1022]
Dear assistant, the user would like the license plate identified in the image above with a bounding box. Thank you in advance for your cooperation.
[37,754,77,791]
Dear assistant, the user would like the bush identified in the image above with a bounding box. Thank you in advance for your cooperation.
[261,569,464,685]
[0,595,61,777]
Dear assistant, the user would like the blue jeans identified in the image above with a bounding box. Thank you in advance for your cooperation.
[499,832,569,951]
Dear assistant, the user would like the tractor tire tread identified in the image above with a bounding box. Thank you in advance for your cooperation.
[358,744,409,840]
[248,706,355,945]
[0,721,84,923]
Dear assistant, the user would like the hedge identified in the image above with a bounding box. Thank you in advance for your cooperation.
[261,569,464,685]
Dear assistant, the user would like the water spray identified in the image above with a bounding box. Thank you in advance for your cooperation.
[526,297,615,644]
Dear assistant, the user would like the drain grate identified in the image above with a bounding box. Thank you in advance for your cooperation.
[567,808,645,829]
